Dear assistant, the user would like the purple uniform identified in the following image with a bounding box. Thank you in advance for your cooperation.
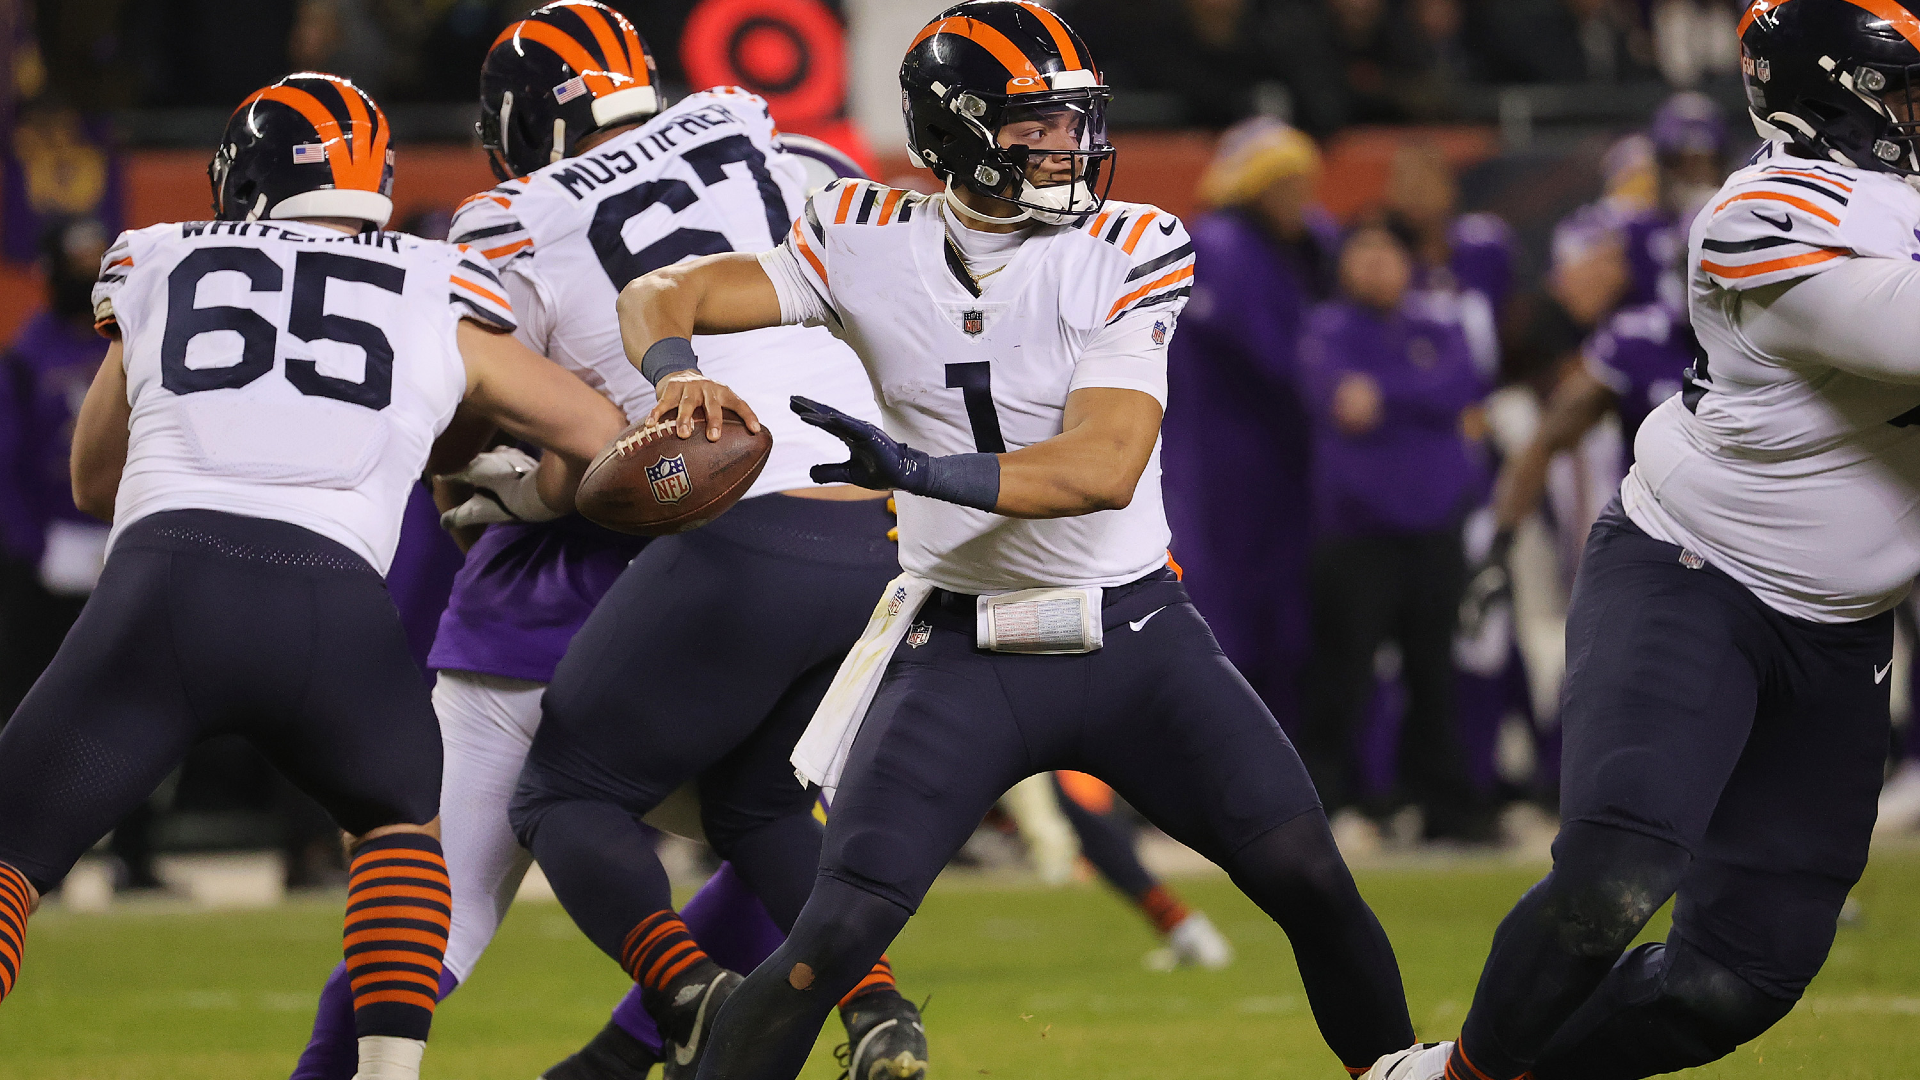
[1622,207,1686,309]
[1296,298,1488,539]
[1584,300,1691,457]
[0,312,108,564]
[1162,208,1337,729]
[426,516,646,681]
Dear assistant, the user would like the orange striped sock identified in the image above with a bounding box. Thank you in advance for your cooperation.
[344,834,449,1041]
[1138,884,1192,935]
[0,862,30,1004]
[621,911,711,993]
[837,955,897,1008]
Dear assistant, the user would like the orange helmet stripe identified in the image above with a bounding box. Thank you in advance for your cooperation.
[506,19,623,86]
[574,4,637,79]
[246,82,387,192]
[1739,0,1920,50]
[908,16,1043,84]
[1025,3,1083,72]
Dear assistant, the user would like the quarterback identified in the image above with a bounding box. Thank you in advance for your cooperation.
[624,3,1417,1077]
[1372,0,1920,1077]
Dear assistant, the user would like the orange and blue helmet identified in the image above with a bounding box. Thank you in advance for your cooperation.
[478,0,662,181]
[1741,0,1920,173]
[901,0,1112,225]
[210,73,394,227]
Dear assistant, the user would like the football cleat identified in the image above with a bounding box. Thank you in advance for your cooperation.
[659,967,743,1080]
[539,1019,659,1080]
[1145,910,1234,971]
[1361,1041,1452,1080]
[836,990,930,1080]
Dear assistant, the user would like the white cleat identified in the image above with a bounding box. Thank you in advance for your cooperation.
[1361,1041,1453,1080]
[1144,910,1234,971]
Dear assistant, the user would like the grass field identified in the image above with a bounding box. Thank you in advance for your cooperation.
[4,851,1919,1080]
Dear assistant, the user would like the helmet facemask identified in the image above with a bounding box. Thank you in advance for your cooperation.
[1835,59,1920,171]
[924,85,1115,225]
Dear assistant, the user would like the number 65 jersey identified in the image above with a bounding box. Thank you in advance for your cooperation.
[760,184,1194,594]
[91,220,509,574]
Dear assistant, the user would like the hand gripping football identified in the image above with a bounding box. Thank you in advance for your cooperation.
[576,408,772,536]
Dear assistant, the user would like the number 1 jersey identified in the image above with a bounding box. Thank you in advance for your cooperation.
[91,220,501,574]
[445,88,878,497]
[761,183,1195,594]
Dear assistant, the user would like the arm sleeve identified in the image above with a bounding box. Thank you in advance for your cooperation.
[1739,256,1920,383]
[448,183,534,267]
[500,262,553,356]
[1069,305,1173,407]
[757,245,833,327]
[90,230,138,338]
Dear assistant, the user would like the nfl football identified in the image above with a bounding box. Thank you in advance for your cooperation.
[576,408,772,536]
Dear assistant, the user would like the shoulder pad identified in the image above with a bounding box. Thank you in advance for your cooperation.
[1698,165,1854,290]
[449,182,534,267]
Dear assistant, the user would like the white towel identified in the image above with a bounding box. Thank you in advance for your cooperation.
[791,573,935,797]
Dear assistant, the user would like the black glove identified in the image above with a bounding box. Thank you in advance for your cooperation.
[792,396,1001,511]
[1459,529,1515,638]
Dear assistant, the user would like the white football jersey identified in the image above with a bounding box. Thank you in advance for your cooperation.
[761,183,1192,594]
[91,219,501,574]
[446,88,877,498]
[1622,142,1920,622]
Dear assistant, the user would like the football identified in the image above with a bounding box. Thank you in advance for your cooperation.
[575,408,772,536]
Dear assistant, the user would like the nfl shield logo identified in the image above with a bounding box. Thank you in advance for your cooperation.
[1151,318,1168,345]
[645,454,692,504]
[961,309,984,336]
[906,622,932,648]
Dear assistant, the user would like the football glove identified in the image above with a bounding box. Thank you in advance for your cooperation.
[792,396,1001,511]
[438,447,562,530]
[1458,529,1515,638]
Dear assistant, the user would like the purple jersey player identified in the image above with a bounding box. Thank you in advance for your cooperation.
[1163,119,1339,733]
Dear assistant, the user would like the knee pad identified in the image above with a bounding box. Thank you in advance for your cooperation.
[1543,821,1690,958]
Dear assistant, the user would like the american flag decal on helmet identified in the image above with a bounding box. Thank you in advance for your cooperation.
[291,143,327,165]
[645,454,691,504]
[553,76,588,103]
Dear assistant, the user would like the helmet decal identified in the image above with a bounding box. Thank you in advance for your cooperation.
[479,1,663,181]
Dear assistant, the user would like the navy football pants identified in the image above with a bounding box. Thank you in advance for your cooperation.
[1458,502,1891,1080]
[0,510,441,894]
[510,494,899,956]
[693,570,1415,1078]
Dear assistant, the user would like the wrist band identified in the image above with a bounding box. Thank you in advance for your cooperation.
[920,452,1001,512]
[640,336,700,387]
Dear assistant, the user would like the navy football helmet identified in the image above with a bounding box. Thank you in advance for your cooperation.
[900,0,1113,224]
[210,73,394,227]
[1741,0,1920,173]
[478,1,663,181]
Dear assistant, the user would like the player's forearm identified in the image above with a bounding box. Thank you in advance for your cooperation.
[617,253,784,378]
[1491,372,1613,531]
[534,450,582,516]
[994,433,1150,518]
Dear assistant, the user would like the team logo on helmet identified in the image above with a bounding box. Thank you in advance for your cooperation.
[646,454,691,504]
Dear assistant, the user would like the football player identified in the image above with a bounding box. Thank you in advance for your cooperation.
[0,74,626,1080]
[616,3,1417,1076]
[280,8,814,1080]
[1367,1,1920,1077]
[317,5,919,1080]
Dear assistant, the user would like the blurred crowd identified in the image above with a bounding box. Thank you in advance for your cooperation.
[35,0,1737,130]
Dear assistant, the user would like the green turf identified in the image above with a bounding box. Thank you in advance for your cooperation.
[3,852,1918,1079]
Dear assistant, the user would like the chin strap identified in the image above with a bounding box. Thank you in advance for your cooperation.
[942,178,1034,226]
